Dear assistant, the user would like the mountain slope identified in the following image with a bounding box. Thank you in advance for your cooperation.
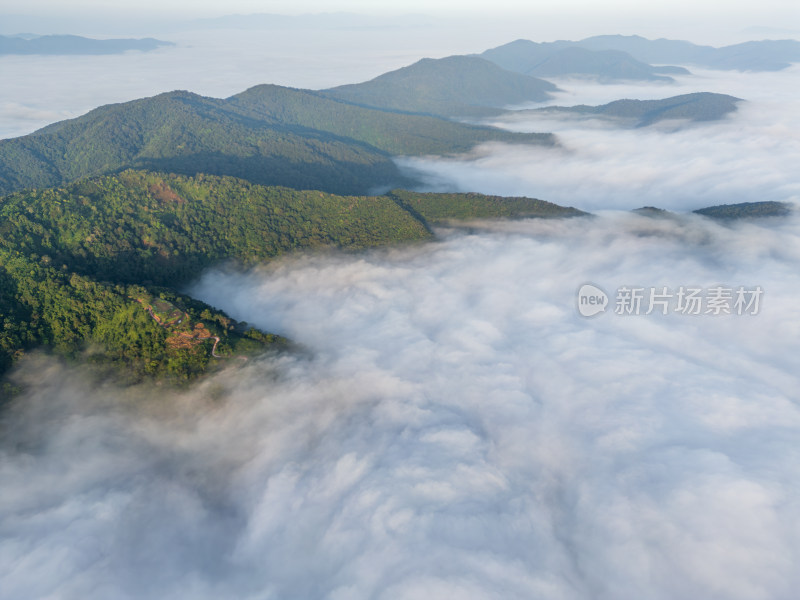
[0,90,402,196]
[0,85,553,197]
[227,84,553,154]
[321,55,558,117]
[0,170,432,287]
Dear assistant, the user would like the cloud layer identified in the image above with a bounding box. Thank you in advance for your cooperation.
[399,67,800,212]
[3,212,800,599]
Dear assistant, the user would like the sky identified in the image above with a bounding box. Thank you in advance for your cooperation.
[4,0,799,18]
[1,1,799,41]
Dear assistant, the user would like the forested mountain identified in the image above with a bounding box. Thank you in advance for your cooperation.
[480,40,688,81]
[227,84,553,151]
[0,170,580,390]
[0,249,284,392]
[526,93,742,126]
[0,34,172,55]
[0,86,552,198]
[321,55,558,117]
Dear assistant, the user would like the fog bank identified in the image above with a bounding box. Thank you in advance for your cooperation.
[400,67,800,211]
[2,213,800,599]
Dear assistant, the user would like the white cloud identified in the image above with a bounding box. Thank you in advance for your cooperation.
[399,67,800,212]
[3,212,800,598]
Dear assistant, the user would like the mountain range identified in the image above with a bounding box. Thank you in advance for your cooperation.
[482,35,800,76]
[577,35,800,71]
[481,40,688,82]
[0,82,553,198]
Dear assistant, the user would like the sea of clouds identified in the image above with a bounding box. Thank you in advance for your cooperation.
[2,19,800,600]
[399,66,800,212]
[3,211,800,599]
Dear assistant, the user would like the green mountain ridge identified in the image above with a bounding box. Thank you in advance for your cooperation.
[0,85,553,198]
[0,170,581,391]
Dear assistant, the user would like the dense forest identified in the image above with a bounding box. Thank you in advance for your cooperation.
[0,170,579,392]
[0,248,284,396]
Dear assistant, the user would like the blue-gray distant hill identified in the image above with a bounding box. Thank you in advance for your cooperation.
[572,35,800,71]
[321,55,558,118]
[480,39,688,82]
[0,84,553,197]
[0,34,173,55]
[523,93,742,127]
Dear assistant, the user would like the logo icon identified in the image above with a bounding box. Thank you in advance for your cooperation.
[577,283,609,317]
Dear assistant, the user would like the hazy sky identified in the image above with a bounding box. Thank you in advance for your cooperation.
[1,0,794,13]
[3,0,799,23]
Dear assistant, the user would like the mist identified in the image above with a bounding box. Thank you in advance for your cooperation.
[2,211,800,599]
[399,66,800,212]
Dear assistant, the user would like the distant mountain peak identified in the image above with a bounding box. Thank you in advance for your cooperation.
[321,54,557,118]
